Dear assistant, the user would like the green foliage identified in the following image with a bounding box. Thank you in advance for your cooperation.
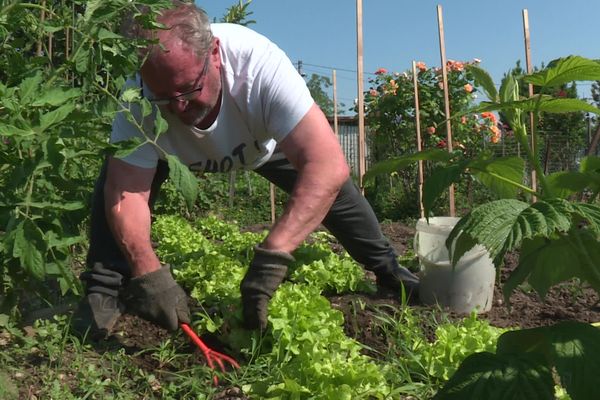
[367,55,600,399]
[220,0,256,26]
[436,322,600,400]
[364,61,502,218]
[0,0,261,319]
[0,0,171,316]
[418,313,509,381]
[305,73,337,117]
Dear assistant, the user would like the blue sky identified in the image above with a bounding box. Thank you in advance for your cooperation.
[198,0,599,115]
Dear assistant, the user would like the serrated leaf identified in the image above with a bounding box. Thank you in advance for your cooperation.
[448,199,529,267]
[579,156,600,173]
[39,103,75,131]
[31,87,81,107]
[110,137,146,159]
[166,154,198,210]
[0,123,35,137]
[364,149,453,182]
[535,98,600,114]
[546,171,589,198]
[121,88,141,103]
[524,56,600,88]
[74,48,89,73]
[499,73,520,103]
[474,96,600,116]
[497,321,600,400]
[19,71,43,104]
[469,156,525,199]
[43,24,65,34]
[505,228,600,300]
[571,202,600,235]
[452,198,573,269]
[423,163,467,217]
[47,234,84,249]
[97,27,122,41]
[155,109,169,136]
[466,64,498,102]
[433,352,554,400]
[12,220,46,280]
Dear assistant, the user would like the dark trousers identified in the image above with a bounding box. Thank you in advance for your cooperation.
[86,157,396,287]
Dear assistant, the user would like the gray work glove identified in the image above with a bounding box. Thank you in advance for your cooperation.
[122,265,190,331]
[240,246,294,331]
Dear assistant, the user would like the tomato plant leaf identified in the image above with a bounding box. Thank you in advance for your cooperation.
[12,220,46,281]
[31,87,82,107]
[39,103,75,131]
[166,154,198,210]
[74,48,89,73]
[19,71,43,105]
[15,201,85,211]
[107,137,145,159]
[154,110,169,136]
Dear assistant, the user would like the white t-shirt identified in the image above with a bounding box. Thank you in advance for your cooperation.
[111,23,314,172]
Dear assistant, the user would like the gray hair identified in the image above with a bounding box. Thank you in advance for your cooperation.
[122,0,214,60]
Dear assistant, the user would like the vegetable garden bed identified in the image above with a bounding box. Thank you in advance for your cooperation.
[2,217,598,399]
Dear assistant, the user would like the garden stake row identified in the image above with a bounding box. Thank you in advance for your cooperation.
[181,323,240,385]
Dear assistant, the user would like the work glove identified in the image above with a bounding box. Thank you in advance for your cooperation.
[240,246,294,331]
[371,257,420,297]
[121,265,190,331]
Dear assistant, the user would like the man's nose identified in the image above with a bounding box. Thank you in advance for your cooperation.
[168,99,188,114]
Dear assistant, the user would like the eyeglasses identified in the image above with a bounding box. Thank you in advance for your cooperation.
[147,54,211,106]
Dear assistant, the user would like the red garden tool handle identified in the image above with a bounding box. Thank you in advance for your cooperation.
[181,323,240,385]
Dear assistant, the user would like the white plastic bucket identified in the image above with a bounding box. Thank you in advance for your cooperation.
[415,217,495,314]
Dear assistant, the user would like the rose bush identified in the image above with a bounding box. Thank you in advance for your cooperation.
[364,59,499,217]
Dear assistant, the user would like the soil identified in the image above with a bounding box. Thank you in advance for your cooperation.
[16,221,600,399]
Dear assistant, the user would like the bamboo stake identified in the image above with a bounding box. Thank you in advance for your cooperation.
[270,183,276,224]
[356,0,366,191]
[436,4,455,216]
[332,69,339,138]
[412,61,425,219]
[523,9,537,201]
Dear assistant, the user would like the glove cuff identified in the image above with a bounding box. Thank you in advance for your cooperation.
[254,246,295,264]
[129,264,175,292]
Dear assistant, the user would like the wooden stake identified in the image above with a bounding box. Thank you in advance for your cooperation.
[356,0,366,191]
[37,0,47,57]
[332,69,339,138]
[523,9,537,201]
[413,61,425,219]
[269,183,276,224]
[436,4,455,216]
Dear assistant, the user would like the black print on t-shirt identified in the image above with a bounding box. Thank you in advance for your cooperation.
[189,142,254,172]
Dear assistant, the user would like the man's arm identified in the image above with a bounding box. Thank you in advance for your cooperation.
[104,156,161,277]
[261,103,350,253]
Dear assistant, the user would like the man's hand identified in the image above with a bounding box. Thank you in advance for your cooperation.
[122,265,190,331]
[240,246,294,331]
